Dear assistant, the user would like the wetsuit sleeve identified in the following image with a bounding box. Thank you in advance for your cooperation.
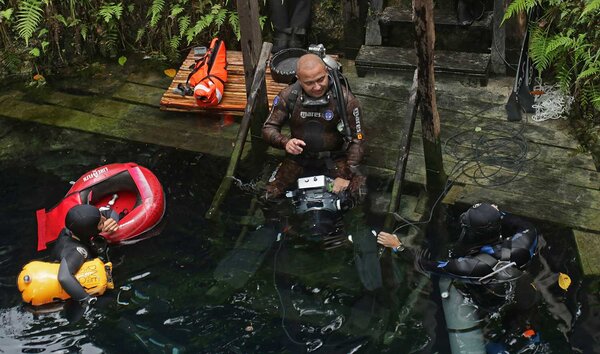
[57,249,90,301]
[502,213,538,267]
[262,94,290,149]
[419,256,494,283]
[344,90,365,167]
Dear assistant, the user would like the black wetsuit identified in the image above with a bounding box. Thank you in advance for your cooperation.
[50,209,117,302]
[420,213,538,283]
[50,229,94,301]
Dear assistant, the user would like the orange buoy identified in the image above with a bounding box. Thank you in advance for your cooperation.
[17,259,114,306]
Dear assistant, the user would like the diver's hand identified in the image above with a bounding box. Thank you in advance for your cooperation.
[377,231,402,249]
[285,138,306,155]
[102,218,119,233]
[332,177,350,194]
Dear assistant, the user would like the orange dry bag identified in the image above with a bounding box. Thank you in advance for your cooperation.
[185,37,228,107]
[17,259,114,306]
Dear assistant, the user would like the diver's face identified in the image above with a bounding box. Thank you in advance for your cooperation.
[297,65,329,98]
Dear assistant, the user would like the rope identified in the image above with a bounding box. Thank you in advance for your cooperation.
[531,84,574,122]
[390,103,539,235]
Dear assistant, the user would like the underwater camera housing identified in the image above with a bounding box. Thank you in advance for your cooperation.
[286,175,353,236]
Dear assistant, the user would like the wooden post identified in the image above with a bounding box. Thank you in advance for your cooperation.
[365,0,383,45]
[412,0,447,196]
[205,42,273,220]
[384,69,420,231]
[236,0,269,159]
[413,0,449,258]
[491,0,507,74]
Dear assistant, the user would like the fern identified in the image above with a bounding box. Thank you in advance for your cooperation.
[99,3,123,23]
[170,4,184,18]
[170,36,180,50]
[529,27,551,72]
[544,35,573,56]
[135,28,145,43]
[214,7,227,31]
[16,0,44,46]
[178,15,190,37]
[581,0,600,18]
[502,0,539,24]
[577,65,599,82]
[228,12,239,40]
[149,0,164,28]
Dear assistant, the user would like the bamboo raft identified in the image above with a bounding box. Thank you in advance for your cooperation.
[159,49,289,115]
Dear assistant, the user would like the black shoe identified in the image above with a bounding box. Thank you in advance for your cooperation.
[289,27,307,49]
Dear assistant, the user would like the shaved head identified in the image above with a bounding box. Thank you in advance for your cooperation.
[296,54,329,98]
[296,53,326,74]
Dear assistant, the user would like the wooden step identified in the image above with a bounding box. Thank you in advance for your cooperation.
[355,46,490,85]
[379,6,493,53]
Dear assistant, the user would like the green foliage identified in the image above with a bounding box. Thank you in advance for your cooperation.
[3,0,254,76]
[504,0,600,117]
[149,0,165,28]
[16,0,44,46]
[98,2,123,23]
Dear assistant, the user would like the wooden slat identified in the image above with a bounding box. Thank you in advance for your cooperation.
[160,49,289,114]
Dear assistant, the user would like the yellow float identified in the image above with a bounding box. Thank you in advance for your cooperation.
[17,259,114,306]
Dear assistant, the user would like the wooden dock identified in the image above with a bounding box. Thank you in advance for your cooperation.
[0,60,598,276]
[160,50,288,115]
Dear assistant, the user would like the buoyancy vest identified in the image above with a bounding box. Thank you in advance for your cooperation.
[185,37,228,106]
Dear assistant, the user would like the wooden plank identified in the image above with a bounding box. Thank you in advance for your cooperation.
[491,0,507,74]
[573,230,600,276]
[442,184,600,233]
[356,46,490,77]
[380,6,493,28]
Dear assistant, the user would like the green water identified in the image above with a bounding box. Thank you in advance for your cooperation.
[0,117,595,353]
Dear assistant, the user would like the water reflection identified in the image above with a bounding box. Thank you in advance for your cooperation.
[0,117,594,353]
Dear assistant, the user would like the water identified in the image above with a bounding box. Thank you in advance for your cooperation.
[0,117,596,353]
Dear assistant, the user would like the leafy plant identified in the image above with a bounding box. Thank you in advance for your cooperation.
[503,0,599,117]
[15,0,44,46]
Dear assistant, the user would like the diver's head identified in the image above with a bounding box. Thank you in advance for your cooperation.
[296,53,329,98]
[65,204,102,244]
[457,203,502,251]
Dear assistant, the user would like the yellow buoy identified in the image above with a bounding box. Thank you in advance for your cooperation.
[17,259,114,306]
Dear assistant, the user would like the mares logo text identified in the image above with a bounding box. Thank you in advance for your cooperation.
[300,111,322,119]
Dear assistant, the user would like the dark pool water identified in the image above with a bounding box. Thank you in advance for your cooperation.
[0,118,597,353]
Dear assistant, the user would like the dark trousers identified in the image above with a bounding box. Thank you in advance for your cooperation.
[268,0,312,31]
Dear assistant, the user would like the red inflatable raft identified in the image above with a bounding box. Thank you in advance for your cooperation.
[36,163,165,251]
